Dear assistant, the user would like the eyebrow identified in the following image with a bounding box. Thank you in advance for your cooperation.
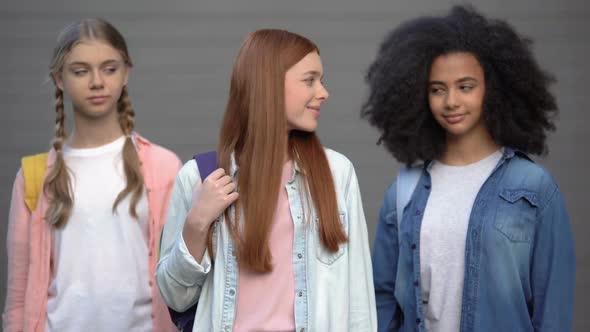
[302,70,323,78]
[66,59,122,67]
[428,77,478,85]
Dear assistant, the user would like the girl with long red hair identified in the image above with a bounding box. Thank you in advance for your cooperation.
[156,29,376,331]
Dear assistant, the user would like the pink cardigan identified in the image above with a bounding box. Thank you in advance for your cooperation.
[3,134,181,332]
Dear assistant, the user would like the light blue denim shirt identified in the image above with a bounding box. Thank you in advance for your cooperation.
[373,148,575,332]
[156,148,377,332]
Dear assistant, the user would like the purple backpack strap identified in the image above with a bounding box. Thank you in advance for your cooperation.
[194,151,218,180]
[167,151,217,331]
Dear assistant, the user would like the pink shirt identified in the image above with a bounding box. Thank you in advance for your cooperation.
[3,134,181,332]
[233,161,296,332]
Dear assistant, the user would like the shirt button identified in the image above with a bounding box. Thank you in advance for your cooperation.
[415,210,421,216]
[297,253,303,259]
[411,244,416,250]
[298,291,303,297]
[416,318,421,324]
[414,281,419,287]
[148,251,153,257]
[424,184,431,190]
[297,215,302,219]
[225,326,231,332]
[229,289,235,296]
[300,328,305,332]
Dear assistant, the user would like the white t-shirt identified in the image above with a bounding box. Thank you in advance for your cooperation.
[420,149,502,332]
[46,136,153,332]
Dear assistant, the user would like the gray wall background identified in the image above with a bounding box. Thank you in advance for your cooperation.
[1,0,588,330]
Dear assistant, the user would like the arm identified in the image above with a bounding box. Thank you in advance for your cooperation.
[345,164,377,331]
[530,186,575,331]
[2,170,31,332]
[372,183,401,332]
[155,161,238,311]
[155,163,211,312]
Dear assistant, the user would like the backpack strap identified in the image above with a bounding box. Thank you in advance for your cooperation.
[158,151,219,260]
[193,151,218,180]
[395,166,422,227]
[21,153,49,212]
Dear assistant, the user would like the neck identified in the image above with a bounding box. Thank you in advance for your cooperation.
[68,111,125,149]
[440,127,500,166]
[284,132,293,164]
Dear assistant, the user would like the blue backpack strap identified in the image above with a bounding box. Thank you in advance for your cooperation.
[193,151,218,180]
[167,151,218,331]
[395,166,422,227]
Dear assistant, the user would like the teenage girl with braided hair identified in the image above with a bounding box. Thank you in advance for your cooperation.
[3,18,180,332]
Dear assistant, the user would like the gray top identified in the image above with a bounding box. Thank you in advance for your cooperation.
[420,150,502,332]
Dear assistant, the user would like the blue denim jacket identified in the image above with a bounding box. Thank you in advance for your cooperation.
[156,149,376,332]
[373,148,575,332]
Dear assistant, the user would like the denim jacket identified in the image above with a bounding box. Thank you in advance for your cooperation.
[156,148,377,332]
[373,148,575,332]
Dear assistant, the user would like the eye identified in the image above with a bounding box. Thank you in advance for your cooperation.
[460,85,474,92]
[103,66,119,74]
[429,87,445,95]
[303,77,315,86]
[72,68,88,76]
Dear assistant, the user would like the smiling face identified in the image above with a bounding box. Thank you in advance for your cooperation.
[428,52,487,141]
[284,51,329,132]
[55,39,129,121]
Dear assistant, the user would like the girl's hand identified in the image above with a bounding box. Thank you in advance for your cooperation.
[184,168,239,235]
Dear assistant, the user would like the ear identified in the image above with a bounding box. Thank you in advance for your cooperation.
[53,73,65,92]
[123,65,130,86]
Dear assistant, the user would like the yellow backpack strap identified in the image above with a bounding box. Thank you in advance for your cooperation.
[21,153,49,212]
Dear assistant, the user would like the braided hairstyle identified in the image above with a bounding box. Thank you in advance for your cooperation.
[46,18,144,226]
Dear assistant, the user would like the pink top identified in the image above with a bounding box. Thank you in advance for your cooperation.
[233,161,296,332]
[2,134,181,332]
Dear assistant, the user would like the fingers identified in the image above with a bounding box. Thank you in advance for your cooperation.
[225,192,239,205]
[217,175,232,186]
[221,181,237,195]
[204,168,226,181]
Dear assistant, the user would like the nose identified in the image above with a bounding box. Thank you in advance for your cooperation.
[317,81,329,101]
[90,69,104,89]
[444,88,459,110]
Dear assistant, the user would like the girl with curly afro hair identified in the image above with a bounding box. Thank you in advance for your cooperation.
[364,5,575,332]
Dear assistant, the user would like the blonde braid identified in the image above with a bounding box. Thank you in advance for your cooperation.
[113,86,144,218]
[44,87,74,227]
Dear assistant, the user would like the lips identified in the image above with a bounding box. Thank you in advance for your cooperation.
[443,113,466,124]
[87,95,109,105]
[306,105,321,117]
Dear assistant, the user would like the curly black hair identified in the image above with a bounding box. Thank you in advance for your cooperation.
[361,5,558,165]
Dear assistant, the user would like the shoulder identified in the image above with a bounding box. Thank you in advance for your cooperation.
[323,147,358,193]
[324,148,354,174]
[135,134,182,175]
[501,153,560,207]
[176,158,200,188]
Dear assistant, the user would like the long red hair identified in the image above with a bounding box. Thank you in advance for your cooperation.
[214,29,346,272]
